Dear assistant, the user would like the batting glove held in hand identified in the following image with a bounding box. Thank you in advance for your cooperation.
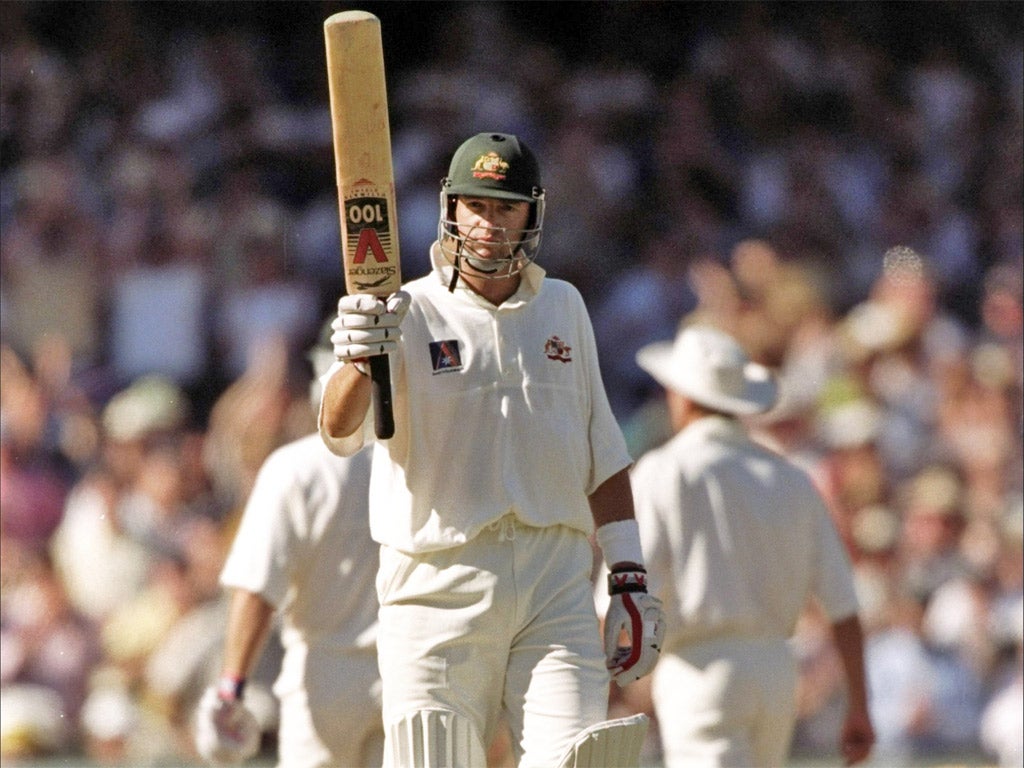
[194,685,260,765]
[604,565,665,687]
[332,291,411,362]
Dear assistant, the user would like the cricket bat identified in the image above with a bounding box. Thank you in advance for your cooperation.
[324,10,402,439]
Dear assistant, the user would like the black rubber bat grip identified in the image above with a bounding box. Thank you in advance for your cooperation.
[369,354,394,439]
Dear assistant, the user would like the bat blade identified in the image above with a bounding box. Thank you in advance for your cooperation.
[324,10,402,439]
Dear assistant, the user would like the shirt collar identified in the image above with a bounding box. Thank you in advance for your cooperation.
[429,241,546,307]
[678,414,746,443]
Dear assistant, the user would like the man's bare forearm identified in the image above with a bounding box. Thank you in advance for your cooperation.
[221,589,276,679]
[321,363,373,438]
[831,614,869,711]
[832,613,875,765]
[588,468,637,529]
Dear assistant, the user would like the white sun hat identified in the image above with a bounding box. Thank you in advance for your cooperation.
[636,325,778,415]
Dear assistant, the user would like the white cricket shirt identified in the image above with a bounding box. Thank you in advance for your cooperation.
[631,416,859,650]
[220,435,377,695]
[321,243,631,553]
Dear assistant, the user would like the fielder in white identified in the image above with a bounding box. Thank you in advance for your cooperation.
[194,328,383,768]
[630,324,875,768]
[319,132,664,767]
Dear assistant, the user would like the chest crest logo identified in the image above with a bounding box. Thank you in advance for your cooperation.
[544,336,572,363]
[429,339,463,374]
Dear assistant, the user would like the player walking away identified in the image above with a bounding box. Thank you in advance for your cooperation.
[194,323,383,768]
[630,324,875,767]
[319,133,664,767]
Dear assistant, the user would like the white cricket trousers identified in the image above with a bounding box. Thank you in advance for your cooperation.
[375,516,610,767]
[652,636,798,768]
[275,649,383,768]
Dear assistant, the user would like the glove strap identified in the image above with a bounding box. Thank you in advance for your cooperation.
[217,675,246,702]
[608,565,648,595]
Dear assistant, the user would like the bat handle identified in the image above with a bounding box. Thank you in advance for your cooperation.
[369,354,394,439]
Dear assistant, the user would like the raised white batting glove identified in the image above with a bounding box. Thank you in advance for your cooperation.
[194,682,260,765]
[332,291,411,364]
[604,565,665,687]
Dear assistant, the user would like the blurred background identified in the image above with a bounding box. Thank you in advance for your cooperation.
[0,1,1020,766]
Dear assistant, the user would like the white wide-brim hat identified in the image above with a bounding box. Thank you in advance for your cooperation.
[636,325,778,415]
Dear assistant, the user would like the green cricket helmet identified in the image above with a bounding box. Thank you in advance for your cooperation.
[438,133,546,282]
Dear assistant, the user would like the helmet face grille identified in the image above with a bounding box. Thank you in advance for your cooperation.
[437,187,545,280]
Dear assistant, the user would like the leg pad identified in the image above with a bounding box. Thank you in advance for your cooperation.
[556,714,650,768]
[387,708,487,767]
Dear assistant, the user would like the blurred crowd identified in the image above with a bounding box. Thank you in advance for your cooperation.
[1,2,1021,766]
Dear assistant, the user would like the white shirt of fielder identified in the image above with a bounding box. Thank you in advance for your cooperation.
[222,436,378,659]
[320,243,632,554]
[633,415,859,648]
